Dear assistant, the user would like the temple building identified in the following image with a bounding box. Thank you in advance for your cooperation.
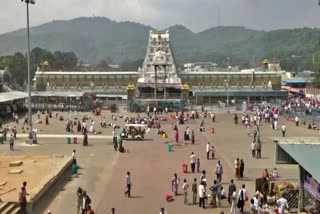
[33,30,288,111]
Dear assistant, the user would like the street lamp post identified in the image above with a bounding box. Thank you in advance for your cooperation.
[226,57,230,113]
[21,0,35,139]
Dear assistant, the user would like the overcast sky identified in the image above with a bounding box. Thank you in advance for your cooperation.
[1,0,320,34]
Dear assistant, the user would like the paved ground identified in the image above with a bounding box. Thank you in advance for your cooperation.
[1,110,319,214]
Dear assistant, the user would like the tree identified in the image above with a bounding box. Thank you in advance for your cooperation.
[7,53,27,85]
[51,51,78,70]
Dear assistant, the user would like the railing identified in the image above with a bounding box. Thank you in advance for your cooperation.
[190,84,272,91]
[138,93,182,99]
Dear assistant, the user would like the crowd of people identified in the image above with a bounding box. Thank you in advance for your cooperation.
[0,103,298,213]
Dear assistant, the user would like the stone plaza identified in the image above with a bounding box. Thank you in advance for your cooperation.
[0,109,316,213]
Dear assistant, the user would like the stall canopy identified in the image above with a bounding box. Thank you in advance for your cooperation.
[278,143,320,182]
[0,91,28,103]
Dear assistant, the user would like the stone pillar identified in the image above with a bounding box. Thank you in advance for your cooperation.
[181,84,190,101]
[154,65,158,100]
[127,84,136,112]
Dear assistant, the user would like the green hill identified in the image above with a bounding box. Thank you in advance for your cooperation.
[0,17,319,67]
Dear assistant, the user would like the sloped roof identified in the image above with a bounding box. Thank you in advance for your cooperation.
[279,143,320,182]
[0,91,28,103]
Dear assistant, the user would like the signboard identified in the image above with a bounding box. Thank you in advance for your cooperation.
[304,174,320,200]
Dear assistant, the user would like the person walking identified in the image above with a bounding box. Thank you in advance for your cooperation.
[229,190,237,214]
[196,158,200,173]
[182,179,189,205]
[111,208,116,214]
[206,142,210,160]
[215,160,223,183]
[171,173,180,195]
[9,134,14,151]
[198,181,206,209]
[239,159,245,180]
[277,194,289,214]
[281,124,286,137]
[190,152,196,173]
[18,181,28,214]
[237,184,247,213]
[125,171,132,197]
[251,141,256,158]
[228,179,236,204]
[192,178,197,205]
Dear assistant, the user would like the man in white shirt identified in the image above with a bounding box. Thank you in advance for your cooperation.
[281,124,286,137]
[190,152,197,173]
[159,207,168,214]
[182,179,189,205]
[251,142,256,158]
[277,195,289,214]
[237,184,247,213]
[198,182,206,208]
[206,142,210,160]
[72,149,76,164]
[124,171,132,197]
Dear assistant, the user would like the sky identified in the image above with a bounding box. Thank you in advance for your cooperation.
[1,0,320,34]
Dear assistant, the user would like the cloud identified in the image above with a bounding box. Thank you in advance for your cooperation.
[1,0,320,34]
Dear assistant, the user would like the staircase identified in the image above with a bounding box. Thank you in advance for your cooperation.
[0,202,21,214]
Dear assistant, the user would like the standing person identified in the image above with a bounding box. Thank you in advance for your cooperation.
[281,124,286,137]
[234,158,240,178]
[228,179,236,204]
[191,130,195,144]
[82,191,91,214]
[83,133,88,146]
[295,116,299,126]
[111,208,116,214]
[9,134,14,151]
[77,187,84,214]
[171,173,180,196]
[206,142,210,160]
[182,179,189,205]
[160,207,168,214]
[229,190,237,214]
[215,160,223,183]
[37,110,40,119]
[196,158,200,173]
[45,114,49,125]
[190,152,196,173]
[256,142,262,159]
[251,141,256,158]
[125,171,132,197]
[209,180,221,207]
[18,181,28,214]
[239,159,245,180]
[72,150,77,164]
[211,145,215,159]
[277,194,289,214]
[175,130,179,143]
[192,178,197,205]
[237,184,247,213]
[198,181,206,209]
